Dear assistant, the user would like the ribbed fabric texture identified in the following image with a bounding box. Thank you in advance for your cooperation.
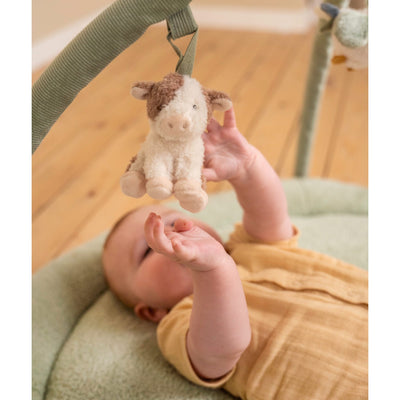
[295,0,348,177]
[167,6,197,39]
[32,0,193,153]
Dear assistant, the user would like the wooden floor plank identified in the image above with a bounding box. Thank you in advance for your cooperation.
[248,31,313,169]
[326,68,368,185]
[310,64,350,176]
[32,115,149,270]
[278,54,350,177]
[33,94,148,216]
[230,33,301,136]
[63,187,158,253]
[194,31,284,193]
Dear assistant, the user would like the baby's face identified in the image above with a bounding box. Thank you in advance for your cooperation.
[102,205,221,312]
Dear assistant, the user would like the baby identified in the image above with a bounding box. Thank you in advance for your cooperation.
[102,108,368,399]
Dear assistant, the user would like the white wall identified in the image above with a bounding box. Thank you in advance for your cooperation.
[32,0,309,43]
[32,0,313,70]
[32,0,114,43]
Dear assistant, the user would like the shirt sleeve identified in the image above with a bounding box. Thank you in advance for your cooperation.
[225,223,300,253]
[156,296,236,389]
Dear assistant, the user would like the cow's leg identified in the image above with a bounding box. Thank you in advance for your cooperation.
[174,155,207,213]
[146,177,173,200]
[120,153,146,198]
[145,154,173,200]
[174,179,207,213]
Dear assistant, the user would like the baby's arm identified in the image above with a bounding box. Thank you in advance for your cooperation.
[203,108,293,242]
[145,213,251,380]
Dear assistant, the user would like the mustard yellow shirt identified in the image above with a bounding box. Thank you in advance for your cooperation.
[157,224,368,400]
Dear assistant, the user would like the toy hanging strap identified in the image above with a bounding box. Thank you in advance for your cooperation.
[166,6,198,76]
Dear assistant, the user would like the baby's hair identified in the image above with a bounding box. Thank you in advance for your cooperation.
[102,207,141,308]
[103,208,139,251]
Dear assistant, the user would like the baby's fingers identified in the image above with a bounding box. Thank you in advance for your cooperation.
[202,167,219,182]
[173,218,194,232]
[223,107,236,129]
[144,213,174,255]
[171,237,197,263]
[206,117,221,133]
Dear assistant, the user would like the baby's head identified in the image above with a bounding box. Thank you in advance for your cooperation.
[102,204,222,323]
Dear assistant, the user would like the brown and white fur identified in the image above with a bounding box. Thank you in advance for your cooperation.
[120,73,232,213]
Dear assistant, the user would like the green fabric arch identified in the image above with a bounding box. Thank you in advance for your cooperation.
[32,0,196,153]
[295,0,348,176]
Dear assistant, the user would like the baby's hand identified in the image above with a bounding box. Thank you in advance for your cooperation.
[202,107,255,182]
[144,213,230,272]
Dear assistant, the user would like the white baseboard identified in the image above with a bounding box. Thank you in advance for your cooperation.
[192,5,316,33]
[32,5,316,72]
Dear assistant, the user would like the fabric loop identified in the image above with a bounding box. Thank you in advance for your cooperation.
[166,6,198,40]
[167,29,198,76]
[166,6,198,76]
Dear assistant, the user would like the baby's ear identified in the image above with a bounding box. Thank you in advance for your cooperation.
[206,90,232,112]
[134,303,168,323]
[131,81,155,100]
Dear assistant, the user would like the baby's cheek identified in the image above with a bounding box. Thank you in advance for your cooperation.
[158,257,193,303]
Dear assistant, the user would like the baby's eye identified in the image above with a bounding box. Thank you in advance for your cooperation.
[193,104,198,110]
[167,219,177,230]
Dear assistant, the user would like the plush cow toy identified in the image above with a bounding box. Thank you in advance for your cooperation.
[120,73,232,213]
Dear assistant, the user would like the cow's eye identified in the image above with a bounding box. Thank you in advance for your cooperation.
[193,104,198,110]
[157,105,163,111]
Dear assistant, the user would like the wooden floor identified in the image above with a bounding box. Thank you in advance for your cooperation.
[32,25,368,273]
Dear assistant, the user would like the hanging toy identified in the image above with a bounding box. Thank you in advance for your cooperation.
[120,72,232,213]
[320,2,368,70]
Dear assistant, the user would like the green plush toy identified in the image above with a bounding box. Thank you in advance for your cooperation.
[320,1,368,70]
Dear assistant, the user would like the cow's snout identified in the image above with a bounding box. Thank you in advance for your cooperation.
[164,114,192,134]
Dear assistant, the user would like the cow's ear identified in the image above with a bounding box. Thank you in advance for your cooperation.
[131,81,155,100]
[207,90,232,112]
